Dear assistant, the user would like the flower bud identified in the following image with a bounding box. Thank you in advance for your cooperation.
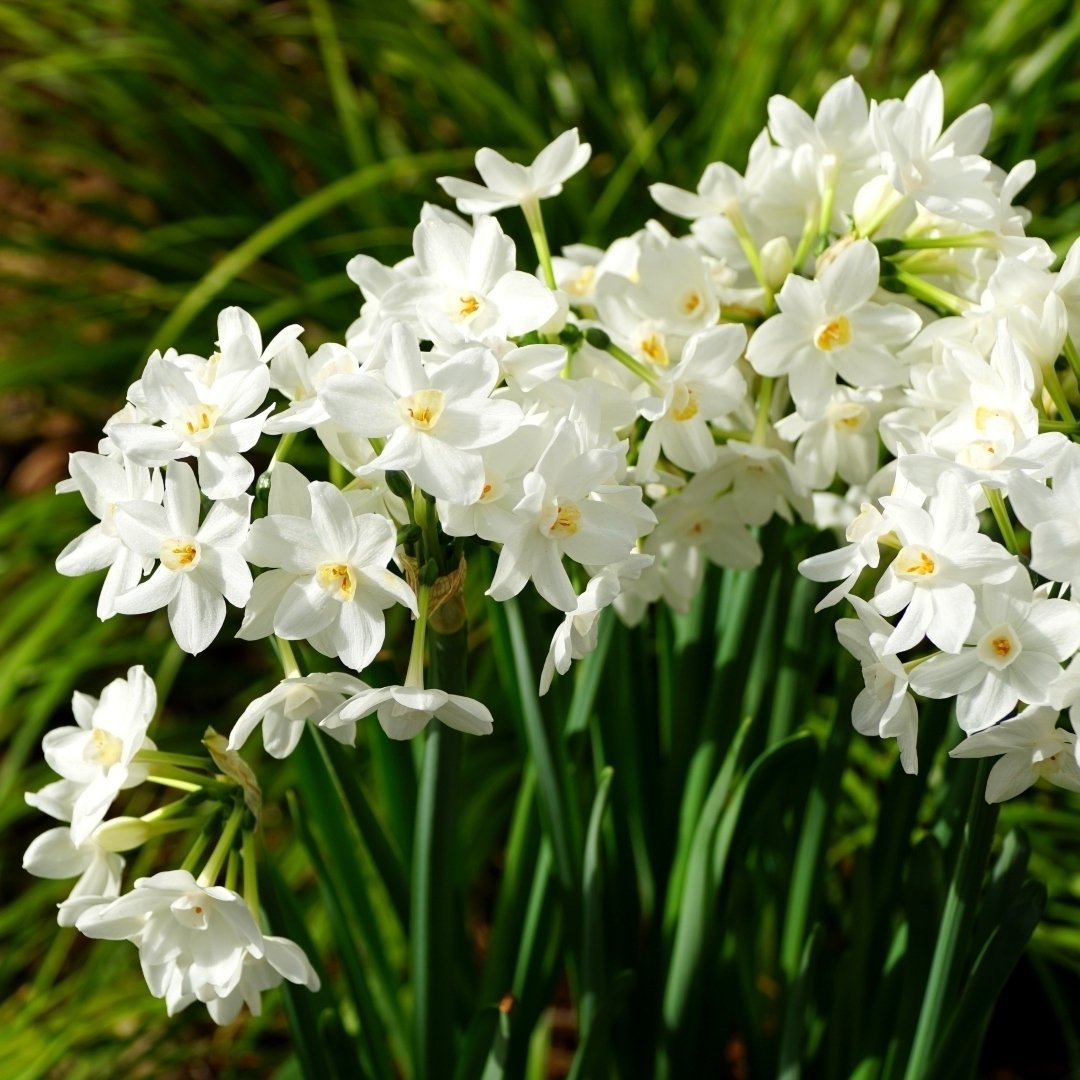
[760,236,794,291]
[93,816,153,852]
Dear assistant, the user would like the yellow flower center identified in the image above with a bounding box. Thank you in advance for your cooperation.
[317,562,356,601]
[180,403,220,439]
[547,501,581,537]
[160,538,201,573]
[894,544,938,580]
[86,727,124,768]
[670,384,699,422]
[681,290,703,316]
[565,266,596,298]
[399,389,446,432]
[639,333,669,367]
[814,315,852,352]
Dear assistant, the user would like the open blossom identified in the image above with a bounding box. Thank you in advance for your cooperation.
[75,870,318,1021]
[870,474,1017,654]
[110,327,274,500]
[437,128,591,215]
[746,240,921,417]
[909,574,1080,732]
[322,324,523,504]
[241,476,417,672]
[31,666,156,846]
[23,824,125,926]
[228,672,368,758]
[113,461,253,655]
[55,452,163,620]
[324,683,494,741]
[950,706,1080,803]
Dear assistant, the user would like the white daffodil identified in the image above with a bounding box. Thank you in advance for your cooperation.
[910,575,1080,732]
[379,215,558,348]
[324,682,493,741]
[871,474,1017,654]
[228,672,369,758]
[110,328,273,499]
[75,870,283,1019]
[55,452,163,619]
[835,598,919,774]
[241,477,416,672]
[23,825,125,926]
[746,239,921,417]
[1009,444,1080,590]
[203,935,321,1025]
[113,461,252,655]
[539,554,652,696]
[322,324,523,505]
[950,706,1080,803]
[486,419,656,611]
[32,666,156,846]
[437,128,591,215]
[635,324,748,478]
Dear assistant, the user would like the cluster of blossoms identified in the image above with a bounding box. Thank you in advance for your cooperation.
[31,72,1080,1022]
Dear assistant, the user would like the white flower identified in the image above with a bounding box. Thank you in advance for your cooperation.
[799,501,896,611]
[324,683,493,741]
[113,461,252,655]
[909,574,1080,732]
[23,825,125,926]
[75,870,318,1022]
[241,476,416,672]
[950,706,1080,803]
[54,452,163,619]
[635,324,748,477]
[437,129,591,215]
[33,666,157,846]
[485,419,656,611]
[322,325,523,504]
[204,936,321,1025]
[111,334,272,500]
[870,474,1016,654]
[539,555,652,695]
[228,672,368,758]
[835,598,919,773]
[379,215,558,348]
[746,239,921,417]
[1009,444,1080,589]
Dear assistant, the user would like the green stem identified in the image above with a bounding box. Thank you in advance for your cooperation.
[180,814,220,874]
[1064,336,1080,386]
[523,198,558,290]
[411,613,467,1080]
[145,765,233,797]
[137,750,212,771]
[243,829,259,915]
[753,376,775,445]
[899,231,995,250]
[1043,364,1076,425]
[273,636,302,678]
[728,204,774,310]
[197,801,246,887]
[902,759,998,1080]
[792,214,817,271]
[983,487,1019,556]
[893,271,971,315]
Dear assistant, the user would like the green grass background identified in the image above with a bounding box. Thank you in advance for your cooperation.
[2,1,1080,1075]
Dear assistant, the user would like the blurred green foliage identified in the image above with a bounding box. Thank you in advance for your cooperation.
[2,0,1080,1076]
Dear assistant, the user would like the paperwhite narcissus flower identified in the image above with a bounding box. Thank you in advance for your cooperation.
[870,474,1017,654]
[75,870,319,1021]
[322,324,523,504]
[539,554,652,696]
[635,324,748,477]
[324,683,494,741]
[228,672,369,758]
[54,452,163,620]
[23,825,125,925]
[486,419,657,612]
[835,598,919,773]
[746,239,921,417]
[241,477,417,672]
[379,216,558,348]
[31,666,156,846]
[110,331,273,500]
[437,128,591,215]
[909,574,1080,732]
[949,706,1080,802]
[113,461,253,655]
